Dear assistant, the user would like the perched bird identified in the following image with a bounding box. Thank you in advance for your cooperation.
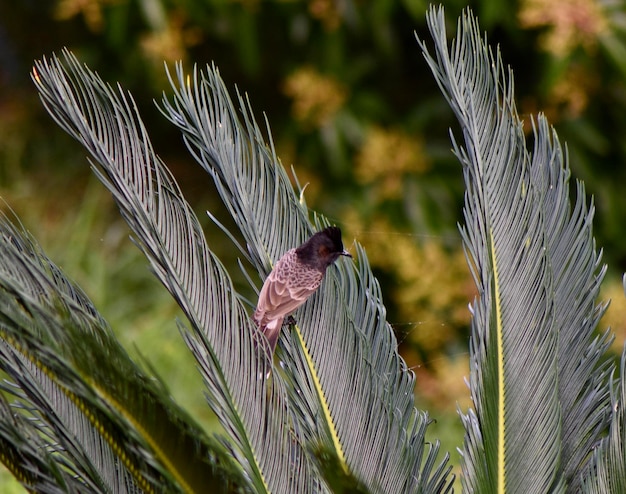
[254,226,351,353]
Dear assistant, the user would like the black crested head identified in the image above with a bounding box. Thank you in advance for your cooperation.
[296,226,351,270]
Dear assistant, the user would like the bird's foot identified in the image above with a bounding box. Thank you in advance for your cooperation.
[285,315,297,327]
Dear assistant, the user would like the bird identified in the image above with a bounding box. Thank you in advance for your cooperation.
[254,226,351,353]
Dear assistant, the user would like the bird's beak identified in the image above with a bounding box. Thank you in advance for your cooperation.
[341,249,352,258]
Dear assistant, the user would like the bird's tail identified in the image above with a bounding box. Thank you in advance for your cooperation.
[259,318,283,354]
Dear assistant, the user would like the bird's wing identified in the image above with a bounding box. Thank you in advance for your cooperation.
[256,267,322,321]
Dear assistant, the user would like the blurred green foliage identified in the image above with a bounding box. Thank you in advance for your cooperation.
[2,0,626,490]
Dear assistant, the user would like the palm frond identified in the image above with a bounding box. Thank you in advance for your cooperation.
[418,6,611,493]
[0,391,86,493]
[158,63,453,493]
[0,211,248,492]
[580,345,626,494]
[533,114,612,488]
[32,50,313,493]
[0,339,150,493]
[159,63,312,272]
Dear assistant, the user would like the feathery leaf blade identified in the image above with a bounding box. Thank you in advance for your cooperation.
[32,50,311,493]
[419,6,612,492]
[0,211,253,493]
[160,65,454,493]
[418,7,568,493]
[0,215,164,493]
[290,241,453,493]
[531,116,612,489]
[0,387,91,493]
[580,348,626,493]
[159,63,312,274]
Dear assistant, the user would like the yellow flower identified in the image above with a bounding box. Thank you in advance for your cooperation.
[140,12,202,64]
[550,64,596,117]
[283,67,347,129]
[599,277,626,355]
[55,0,118,33]
[341,213,472,357]
[308,0,342,31]
[355,126,429,200]
[519,0,608,56]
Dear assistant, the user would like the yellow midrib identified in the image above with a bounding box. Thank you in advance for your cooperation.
[294,324,348,471]
[490,229,506,492]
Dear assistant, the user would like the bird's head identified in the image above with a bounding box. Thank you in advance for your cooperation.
[296,226,351,269]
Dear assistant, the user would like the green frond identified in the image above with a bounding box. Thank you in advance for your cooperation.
[285,241,453,493]
[0,212,251,493]
[580,277,626,493]
[580,345,626,494]
[0,215,172,492]
[0,393,85,493]
[418,6,611,493]
[159,67,453,492]
[158,62,312,273]
[32,50,312,493]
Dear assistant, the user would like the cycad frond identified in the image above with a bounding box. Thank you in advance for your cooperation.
[581,343,626,494]
[0,383,89,493]
[32,50,309,493]
[0,212,245,493]
[418,6,611,493]
[159,65,452,493]
[159,63,312,273]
